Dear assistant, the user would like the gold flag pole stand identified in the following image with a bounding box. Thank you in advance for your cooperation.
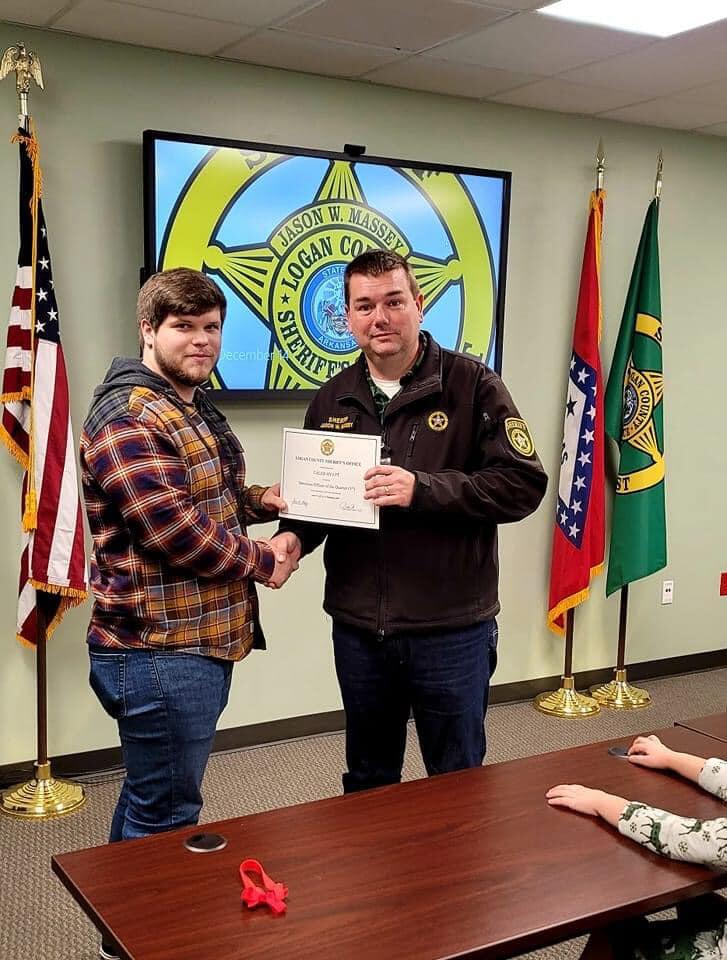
[0,42,85,819]
[535,609,600,717]
[1,607,86,818]
[591,584,650,709]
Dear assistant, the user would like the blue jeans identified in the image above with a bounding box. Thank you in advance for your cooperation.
[89,648,233,842]
[332,619,498,793]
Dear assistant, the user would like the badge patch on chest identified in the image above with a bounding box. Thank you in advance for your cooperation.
[505,417,534,456]
[427,411,449,432]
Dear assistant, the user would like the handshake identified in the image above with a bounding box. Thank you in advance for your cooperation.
[258,532,302,590]
[254,482,301,590]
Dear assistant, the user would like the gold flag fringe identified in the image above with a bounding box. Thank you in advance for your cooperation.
[22,488,38,530]
[546,561,605,636]
[10,127,43,198]
[0,423,29,470]
[0,388,31,402]
[15,581,88,647]
[6,125,43,532]
[29,578,88,601]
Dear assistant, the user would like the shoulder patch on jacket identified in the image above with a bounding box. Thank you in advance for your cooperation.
[505,417,535,457]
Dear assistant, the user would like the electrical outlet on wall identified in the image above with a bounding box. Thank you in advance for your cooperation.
[661,580,674,604]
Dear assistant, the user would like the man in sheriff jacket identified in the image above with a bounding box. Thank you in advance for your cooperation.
[277,249,547,794]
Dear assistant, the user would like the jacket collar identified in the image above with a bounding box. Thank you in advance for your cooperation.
[335,333,443,416]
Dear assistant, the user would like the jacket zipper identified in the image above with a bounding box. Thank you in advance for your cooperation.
[376,423,391,638]
[380,424,392,465]
[405,421,420,463]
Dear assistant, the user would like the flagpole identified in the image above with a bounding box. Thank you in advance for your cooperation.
[617,583,628,669]
[654,149,663,201]
[36,603,48,768]
[591,152,664,712]
[596,137,605,193]
[537,140,608,719]
[22,94,52,778]
[20,102,53,773]
[0,43,86,818]
[563,607,573,677]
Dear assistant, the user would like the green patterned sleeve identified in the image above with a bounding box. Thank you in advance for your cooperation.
[618,801,727,870]
[698,759,727,801]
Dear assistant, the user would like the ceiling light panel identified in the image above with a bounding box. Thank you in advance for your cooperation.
[539,0,727,37]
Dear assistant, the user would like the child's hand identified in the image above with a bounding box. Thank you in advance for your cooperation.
[627,735,675,770]
[546,784,629,826]
[546,784,608,817]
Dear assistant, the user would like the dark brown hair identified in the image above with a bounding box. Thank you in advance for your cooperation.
[343,249,420,306]
[137,268,226,349]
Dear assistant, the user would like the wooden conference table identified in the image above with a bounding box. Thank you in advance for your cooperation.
[52,726,727,960]
[676,712,727,745]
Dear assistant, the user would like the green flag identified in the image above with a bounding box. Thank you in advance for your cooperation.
[605,198,666,596]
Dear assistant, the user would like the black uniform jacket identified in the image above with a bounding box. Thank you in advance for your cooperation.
[280,335,547,636]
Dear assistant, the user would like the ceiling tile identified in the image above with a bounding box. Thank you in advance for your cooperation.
[221,29,403,78]
[695,121,727,136]
[598,97,727,131]
[663,76,727,107]
[490,78,639,114]
[52,0,251,54]
[115,0,323,27]
[429,10,651,75]
[365,56,538,99]
[0,1,69,24]
[279,0,511,53]
[562,20,727,98]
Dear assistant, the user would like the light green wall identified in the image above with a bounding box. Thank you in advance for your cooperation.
[1,23,724,766]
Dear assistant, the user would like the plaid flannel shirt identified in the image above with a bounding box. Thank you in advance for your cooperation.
[81,360,276,660]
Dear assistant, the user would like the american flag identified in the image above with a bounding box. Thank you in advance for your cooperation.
[0,129,87,646]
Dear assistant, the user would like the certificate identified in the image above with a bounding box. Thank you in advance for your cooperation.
[280,428,381,529]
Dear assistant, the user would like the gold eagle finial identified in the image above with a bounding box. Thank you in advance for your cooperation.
[1,42,44,123]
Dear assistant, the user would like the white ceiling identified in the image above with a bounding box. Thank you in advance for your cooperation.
[5,0,727,135]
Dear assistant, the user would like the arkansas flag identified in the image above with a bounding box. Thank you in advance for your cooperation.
[547,191,605,634]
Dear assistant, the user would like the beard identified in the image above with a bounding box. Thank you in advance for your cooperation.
[153,345,214,389]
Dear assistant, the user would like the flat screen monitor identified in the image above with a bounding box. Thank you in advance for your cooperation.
[143,130,510,398]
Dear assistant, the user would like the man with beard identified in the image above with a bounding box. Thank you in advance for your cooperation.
[81,268,295,958]
[276,249,547,795]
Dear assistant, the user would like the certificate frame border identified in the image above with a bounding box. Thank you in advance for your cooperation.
[280,427,381,530]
